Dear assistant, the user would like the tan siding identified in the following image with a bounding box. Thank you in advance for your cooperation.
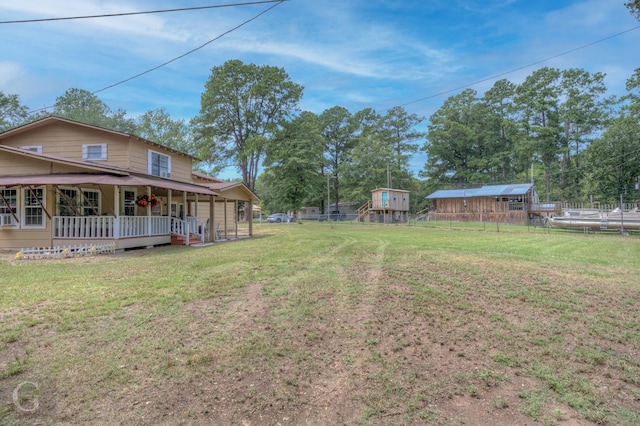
[0,228,52,250]
[2,121,195,177]
[1,122,132,166]
[128,140,193,182]
[0,152,113,176]
[217,187,253,201]
[0,151,51,174]
[0,185,54,250]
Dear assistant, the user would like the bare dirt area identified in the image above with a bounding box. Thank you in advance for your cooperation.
[2,230,639,425]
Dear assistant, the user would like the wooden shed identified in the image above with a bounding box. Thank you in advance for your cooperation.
[425,183,539,225]
[357,188,410,223]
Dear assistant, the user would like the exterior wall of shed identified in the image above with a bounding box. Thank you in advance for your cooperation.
[371,189,410,211]
[428,197,530,225]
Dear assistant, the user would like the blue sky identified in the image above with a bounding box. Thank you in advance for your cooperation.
[1,0,639,179]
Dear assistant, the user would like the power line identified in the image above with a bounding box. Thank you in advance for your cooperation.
[391,24,640,111]
[0,1,288,25]
[29,1,286,114]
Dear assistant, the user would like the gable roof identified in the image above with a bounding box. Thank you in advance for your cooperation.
[0,173,218,196]
[0,145,217,195]
[0,115,197,160]
[192,172,259,201]
[426,183,534,199]
[0,145,130,175]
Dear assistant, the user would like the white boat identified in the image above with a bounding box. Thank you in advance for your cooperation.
[547,208,640,230]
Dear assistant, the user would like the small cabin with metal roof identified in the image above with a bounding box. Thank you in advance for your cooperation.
[425,183,539,225]
[357,188,410,223]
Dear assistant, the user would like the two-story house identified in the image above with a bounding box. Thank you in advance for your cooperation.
[0,116,258,251]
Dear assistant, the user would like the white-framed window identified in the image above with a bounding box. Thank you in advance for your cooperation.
[19,146,43,153]
[148,150,171,178]
[82,143,107,161]
[22,187,45,228]
[0,189,18,227]
[57,187,101,216]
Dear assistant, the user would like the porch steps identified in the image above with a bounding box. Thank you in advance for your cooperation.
[171,233,202,246]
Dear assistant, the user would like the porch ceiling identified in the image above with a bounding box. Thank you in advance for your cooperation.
[0,173,219,196]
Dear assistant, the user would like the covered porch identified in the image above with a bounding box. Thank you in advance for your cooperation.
[0,173,221,251]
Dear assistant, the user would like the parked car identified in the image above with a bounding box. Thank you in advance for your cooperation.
[267,213,294,223]
[319,210,346,221]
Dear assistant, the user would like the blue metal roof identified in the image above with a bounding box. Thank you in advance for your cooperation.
[426,183,533,199]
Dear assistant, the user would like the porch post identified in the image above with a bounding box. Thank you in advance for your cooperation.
[194,193,198,218]
[114,185,120,238]
[248,199,253,237]
[183,192,188,245]
[146,186,151,236]
[235,200,238,239]
[209,195,215,242]
[167,189,172,216]
[224,198,228,240]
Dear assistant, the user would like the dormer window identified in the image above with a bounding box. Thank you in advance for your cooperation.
[148,150,171,178]
[83,144,107,161]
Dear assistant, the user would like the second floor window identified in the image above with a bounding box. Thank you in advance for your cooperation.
[148,150,171,178]
[83,144,107,161]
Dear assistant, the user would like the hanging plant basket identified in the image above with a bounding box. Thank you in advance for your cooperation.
[136,194,159,207]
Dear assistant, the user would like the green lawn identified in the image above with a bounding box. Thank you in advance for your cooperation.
[1,223,639,425]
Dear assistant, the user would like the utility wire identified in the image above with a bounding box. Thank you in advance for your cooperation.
[0,1,288,24]
[392,24,640,110]
[29,1,286,114]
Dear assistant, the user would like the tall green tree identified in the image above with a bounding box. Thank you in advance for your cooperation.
[377,106,424,185]
[192,60,303,193]
[515,67,562,201]
[582,115,640,203]
[263,111,325,213]
[0,91,29,132]
[137,108,191,154]
[319,106,359,211]
[623,68,640,117]
[53,88,136,132]
[557,69,610,200]
[341,108,394,205]
[482,79,519,182]
[423,89,495,185]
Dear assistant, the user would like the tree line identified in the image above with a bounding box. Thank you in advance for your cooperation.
[424,67,640,204]
[2,61,640,214]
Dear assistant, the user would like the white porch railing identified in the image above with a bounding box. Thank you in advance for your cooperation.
[53,216,115,238]
[119,216,170,237]
[52,216,209,245]
[53,216,173,239]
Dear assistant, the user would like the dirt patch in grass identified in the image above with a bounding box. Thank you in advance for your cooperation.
[2,229,639,425]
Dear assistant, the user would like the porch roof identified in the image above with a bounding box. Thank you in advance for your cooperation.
[0,173,219,196]
[200,181,259,201]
